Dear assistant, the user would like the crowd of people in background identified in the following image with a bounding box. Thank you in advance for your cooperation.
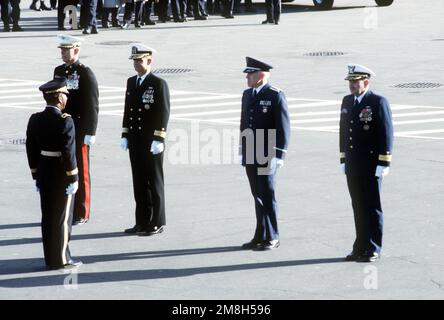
[1,0,282,34]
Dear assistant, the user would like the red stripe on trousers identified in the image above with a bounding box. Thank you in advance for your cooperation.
[82,144,90,220]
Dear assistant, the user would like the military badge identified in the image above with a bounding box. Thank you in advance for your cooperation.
[66,71,80,90]
[262,107,268,113]
[359,106,373,122]
[142,87,154,104]
[363,124,370,131]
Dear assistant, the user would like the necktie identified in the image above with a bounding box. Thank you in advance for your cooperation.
[137,77,142,87]
[353,98,359,108]
[252,89,257,97]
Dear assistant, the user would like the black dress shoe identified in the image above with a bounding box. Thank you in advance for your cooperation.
[274,21,279,25]
[195,15,208,20]
[47,260,82,270]
[144,20,156,25]
[121,22,130,29]
[12,25,23,32]
[82,27,91,34]
[357,252,380,263]
[253,240,280,251]
[91,26,99,34]
[3,25,10,32]
[345,251,362,261]
[224,14,235,19]
[137,226,164,236]
[261,20,274,24]
[72,218,88,225]
[58,26,66,31]
[241,240,261,250]
[63,260,83,269]
[124,225,143,234]
[135,22,141,28]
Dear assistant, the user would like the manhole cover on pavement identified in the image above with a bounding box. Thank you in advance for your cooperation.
[393,83,443,89]
[303,51,347,57]
[153,68,194,74]
[96,41,139,46]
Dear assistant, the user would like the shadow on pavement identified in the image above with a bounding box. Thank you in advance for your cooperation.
[0,255,345,287]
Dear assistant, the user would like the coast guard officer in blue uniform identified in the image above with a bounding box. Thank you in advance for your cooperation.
[340,64,394,262]
[26,78,82,270]
[239,57,290,251]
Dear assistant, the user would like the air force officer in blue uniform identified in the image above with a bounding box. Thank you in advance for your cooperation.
[340,64,394,262]
[240,57,290,251]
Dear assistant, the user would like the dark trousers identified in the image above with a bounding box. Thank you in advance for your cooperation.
[129,145,166,229]
[102,7,119,26]
[191,0,205,17]
[346,175,383,254]
[0,0,20,26]
[123,1,144,24]
[265,0,280,22]
[157,0,169,20]
[171,0,186,19]
[80,0,97,28]
[38,160,74,268]
[51,0,57,8]
[73,142,92,222]
[222,0,233,16]
[245,165,279,242]
[142,0,155,22]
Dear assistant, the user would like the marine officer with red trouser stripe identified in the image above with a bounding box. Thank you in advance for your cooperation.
[54,35,99,225]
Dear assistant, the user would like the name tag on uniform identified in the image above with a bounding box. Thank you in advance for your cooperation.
[66,71,80,90]
[142,87,154,104]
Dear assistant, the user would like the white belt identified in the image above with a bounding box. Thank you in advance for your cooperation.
[41,150,62,157]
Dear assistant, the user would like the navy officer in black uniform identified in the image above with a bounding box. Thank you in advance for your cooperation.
[239,57,290,251]
[121,43,170,236]
[54,35,99,226]
[26,78,82,270]
[340,64,394,263]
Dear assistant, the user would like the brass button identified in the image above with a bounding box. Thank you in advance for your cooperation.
[349,137,352,140]
[350,145,353,149]
[250,117,253,120]
[130,126,133,129]
[138,127,141,130]
[130,117,132,120]
[349,129,352,132]
[138,118,141,120]
[130,108,133,111]
[139,109,142,112]
[350,120,354,124]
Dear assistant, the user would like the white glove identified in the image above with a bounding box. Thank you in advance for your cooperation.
[66,181,79,195]
[340,163,346,175]
[35,181,39,193]
[120,138,128,151]
[150,140,164,155]
[84,135,96,146]
[239,155,243,165]
[269,157,284,174]
[375,165,390,178]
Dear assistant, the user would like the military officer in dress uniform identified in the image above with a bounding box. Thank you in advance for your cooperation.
[121,43,170,236]
[54,35,99,225]
[239,57,290,251]
[340,64,394,263]
[26,78,82,270]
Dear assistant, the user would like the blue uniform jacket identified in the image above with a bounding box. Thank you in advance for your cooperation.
[26,107,78,184]
[339,90,394,176]
[240,83,290,166]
